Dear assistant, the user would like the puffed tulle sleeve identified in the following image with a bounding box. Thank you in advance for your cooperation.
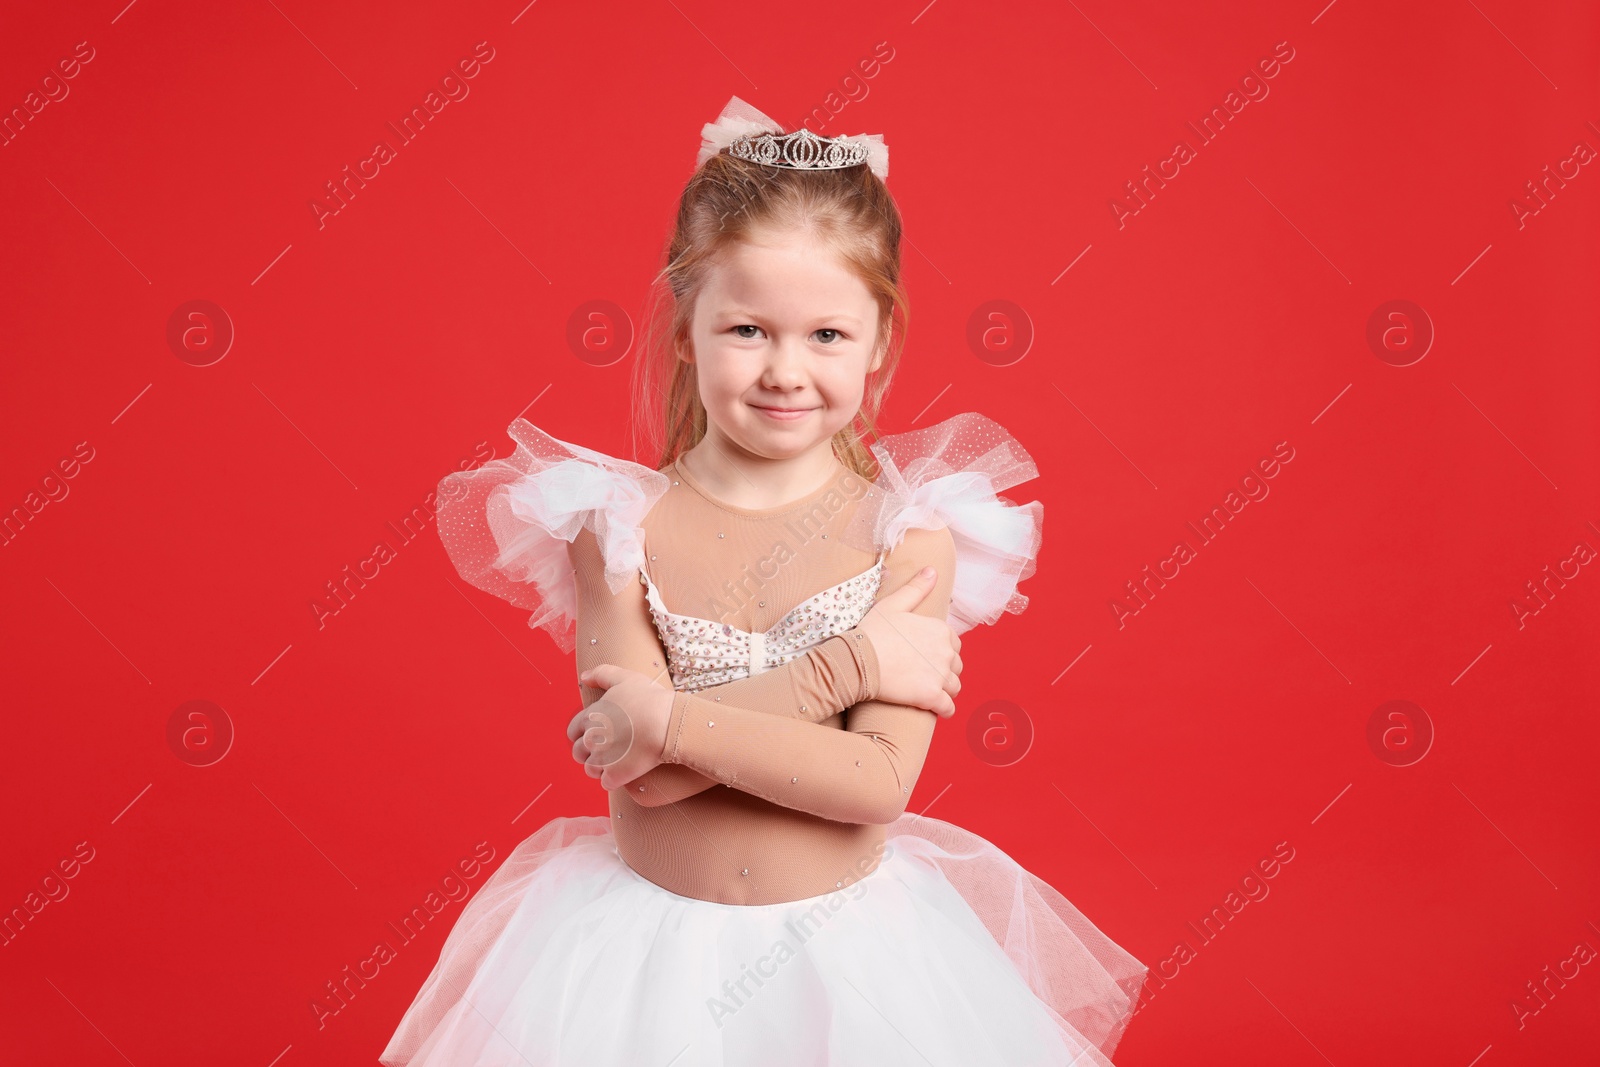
[435,419,671,654]
[841,411,1043,634]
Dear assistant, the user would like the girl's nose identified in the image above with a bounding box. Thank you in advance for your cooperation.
[762,341,808,387]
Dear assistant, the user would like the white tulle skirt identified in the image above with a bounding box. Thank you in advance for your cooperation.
[379,814,1147,1067]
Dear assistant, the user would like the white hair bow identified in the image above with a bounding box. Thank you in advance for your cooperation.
[696,95,889,181]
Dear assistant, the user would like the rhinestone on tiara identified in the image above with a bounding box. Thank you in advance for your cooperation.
[729,127,869,172]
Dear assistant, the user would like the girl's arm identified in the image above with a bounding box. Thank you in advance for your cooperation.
[568,528,883,805]
[657,526,957,825]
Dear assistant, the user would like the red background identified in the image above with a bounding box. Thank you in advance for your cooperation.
[2,1,1597,1064]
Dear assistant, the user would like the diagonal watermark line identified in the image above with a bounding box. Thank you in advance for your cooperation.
[1464,0,1557,88]
[1053,782,1158,890]
[263,0,358,89]
[446,177,551,283]
[1310,783,1350,825]
[1451,244,1493,285]
[1050,243,1093,285]
[43,576,151,683]
[1451,643,1492,685]
[1452,781,1557,890]
[1064,0,1157,88]
[111,383,153,424]
[254,782,360,890]
[45,177,150,284]
[514,383,554,423]
[252,244,293,285]
[444,576,553,685]
[1050,643,1092,685]
[909,781,951,819]
[1246,177,1350,284]
[909,383,953,425]
[111,783,152,825]
[1051,382,1158,488]
[1452,382,1558,489]
[840,973,943,1064]
[253,382,360,489]
[1245,577,1351,684]
[661,0,758,89]
[252,644,294,686]
[1245,975,1338,1065]
[1310,383,1351,424]
[44,977,136,1065]
[511,783,552,824]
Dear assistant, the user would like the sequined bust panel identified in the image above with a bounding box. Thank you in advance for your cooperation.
[640,559,885,691]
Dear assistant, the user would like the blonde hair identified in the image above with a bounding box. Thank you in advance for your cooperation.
[630,150,909,481]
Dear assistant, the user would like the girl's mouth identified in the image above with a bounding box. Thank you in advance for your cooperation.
[751,405,815,421]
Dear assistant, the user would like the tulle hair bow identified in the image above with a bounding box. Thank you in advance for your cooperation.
[696,95,890,181]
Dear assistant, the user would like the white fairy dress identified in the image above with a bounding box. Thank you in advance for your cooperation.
[379,411,1148,1066]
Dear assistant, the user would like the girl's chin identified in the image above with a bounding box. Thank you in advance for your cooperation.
[716,419,832,457]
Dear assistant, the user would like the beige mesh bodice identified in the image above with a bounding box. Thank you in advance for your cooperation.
[570,454,956,905]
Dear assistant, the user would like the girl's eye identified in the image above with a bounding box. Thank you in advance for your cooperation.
[731,325,846,344]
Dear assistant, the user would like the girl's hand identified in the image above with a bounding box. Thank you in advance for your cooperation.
[566,665,674,791]
[856,566,964,718]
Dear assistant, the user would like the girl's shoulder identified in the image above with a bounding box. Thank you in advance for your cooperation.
[843,411,1045,634]
[434,419,671,652]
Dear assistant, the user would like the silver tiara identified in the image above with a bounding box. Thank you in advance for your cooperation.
[728,127,869,171]
[697,96,890,180]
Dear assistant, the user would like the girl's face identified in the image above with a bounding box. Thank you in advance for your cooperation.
[684,225,885,463]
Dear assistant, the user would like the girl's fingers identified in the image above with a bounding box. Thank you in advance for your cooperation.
[567,707,594,743]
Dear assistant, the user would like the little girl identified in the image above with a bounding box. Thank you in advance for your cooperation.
[381,96,1147,1066]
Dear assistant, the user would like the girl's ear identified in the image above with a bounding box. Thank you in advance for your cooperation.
[867,333,887,374]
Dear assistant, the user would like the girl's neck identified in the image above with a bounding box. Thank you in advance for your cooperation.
[676,435,844,513]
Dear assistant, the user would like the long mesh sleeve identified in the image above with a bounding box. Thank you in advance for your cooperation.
[659,526,957,825]
[567,527,882,806]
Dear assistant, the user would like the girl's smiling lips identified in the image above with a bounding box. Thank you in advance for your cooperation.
[750,403,816,421]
